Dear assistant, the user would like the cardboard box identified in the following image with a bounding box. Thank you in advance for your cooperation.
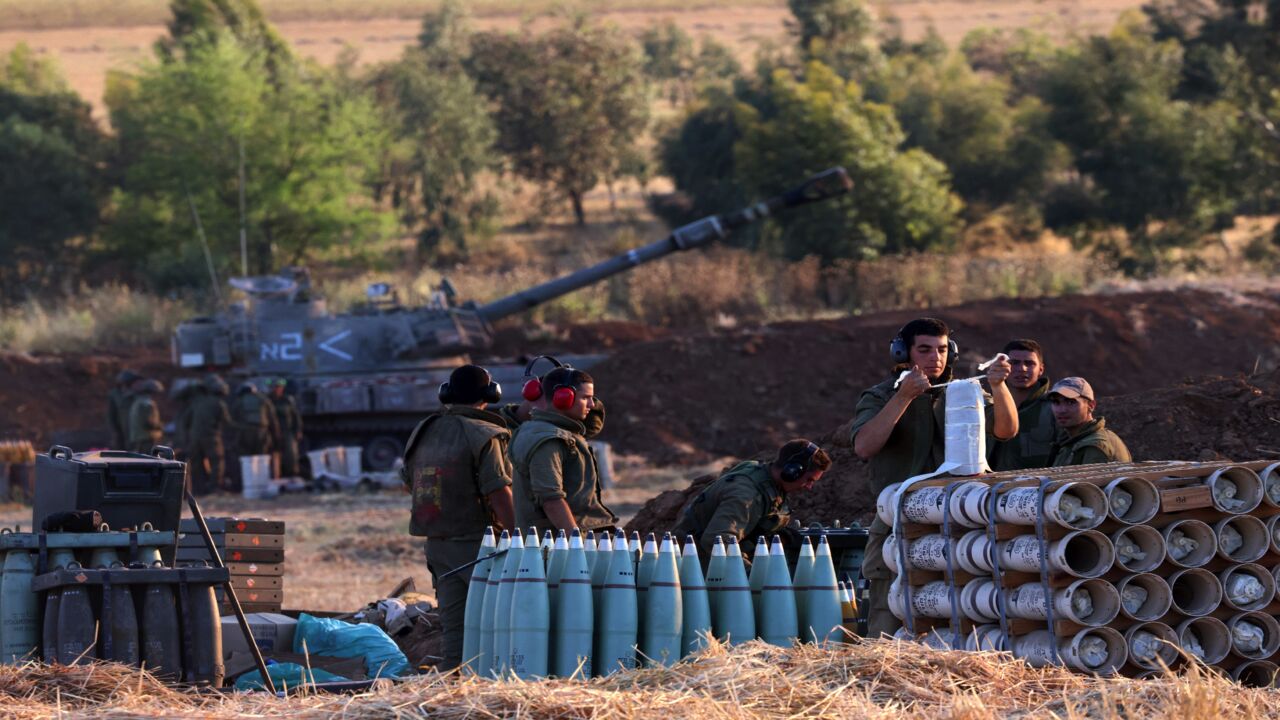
[220,612,297,659]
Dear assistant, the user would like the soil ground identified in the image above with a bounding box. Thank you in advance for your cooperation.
[0,2,1142,118]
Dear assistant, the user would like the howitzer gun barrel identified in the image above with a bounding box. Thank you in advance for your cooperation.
[475,167,851,322]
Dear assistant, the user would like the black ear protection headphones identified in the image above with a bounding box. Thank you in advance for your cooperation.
[890,324,958,367]
[521,355,567,402]
[779,442,820,483]
[438,367,502,405]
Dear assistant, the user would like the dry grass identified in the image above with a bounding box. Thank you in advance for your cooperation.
[0,284,193,354]
[0,638,1274,718]
[0,0,783,30]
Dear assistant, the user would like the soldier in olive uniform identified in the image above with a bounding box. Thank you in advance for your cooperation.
[107,369,141,449]
[269,379,304,477]
[231,382,280,457]
[402,364,515,671]
[1048,377,1132,466]
[989,339,1057,470]
[673,439,832,564]
[511,367,618,533]
[127,379,165,453]
[187,374,235,493]
[848,318,1018,638]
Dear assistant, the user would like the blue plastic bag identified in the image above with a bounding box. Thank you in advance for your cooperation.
[292,613,409,678]
[234,662,349,691]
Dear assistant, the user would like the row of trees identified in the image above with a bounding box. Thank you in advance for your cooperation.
[3,0,1280,297]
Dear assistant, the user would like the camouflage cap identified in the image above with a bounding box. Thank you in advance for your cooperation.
[1049,377,1094,402]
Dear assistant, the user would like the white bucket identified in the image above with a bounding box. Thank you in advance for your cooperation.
[1168,568,1223,616]
[1161,519,1217,568]
[1214,515,1269,563]
[1261,462,1280,509]
[959,579,1001,623]
[1226,611,1280,659]
[1116,573,1173,621]
[306,449,328,481]
[1233,660,1280,687]
[998,530,1114,578]
[1111,525,1165,574]
[1014,627,1127,675]
[1219,563,1276,612]
[1007,578,1120,627]
[1207,466,1264,514]
[240,454,273,499]
[326,446,347,474]
[1123,621,1179,670]
[343,446,362,477]
[955,531,994,575]
[995,483,1106,531]
[964,624,1007,651]
[1104,476,1159,525]
[1176,616,1231,664]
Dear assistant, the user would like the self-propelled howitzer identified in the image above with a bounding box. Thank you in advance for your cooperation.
[170,168,851,469]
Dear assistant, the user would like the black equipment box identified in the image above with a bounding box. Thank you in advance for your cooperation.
[34,446,186,534]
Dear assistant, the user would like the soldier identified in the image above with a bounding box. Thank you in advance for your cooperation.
[497,356,607,438]
[402,364,515,671]
[127,379,165,453]
[1048,377,1132,466]
[107,369,141,449]
[848,318,1018,638]
[187,374,234,494]
[269,379,304,477]
[511,367,618,533]
[989,339,1056,470]
[231,382,280,458]
[673,439,832,564]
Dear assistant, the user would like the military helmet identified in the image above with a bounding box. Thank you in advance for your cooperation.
[204,374,230,395]
[134,379,165,394]
[237,382,257,394]
[116,369,141,385]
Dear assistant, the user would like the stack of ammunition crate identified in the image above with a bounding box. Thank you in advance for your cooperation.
[177,517,285,614]
[884,459,1280,686]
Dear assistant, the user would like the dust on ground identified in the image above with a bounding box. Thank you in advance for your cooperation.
[0,1,1141,119]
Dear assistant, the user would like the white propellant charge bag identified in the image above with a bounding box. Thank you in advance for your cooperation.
[944,378,989,476]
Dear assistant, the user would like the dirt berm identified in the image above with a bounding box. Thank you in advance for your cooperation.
[619,287,1280,536]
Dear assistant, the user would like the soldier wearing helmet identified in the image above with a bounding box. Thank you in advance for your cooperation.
[186,374,235,493]
[107,369,141,449]
[268,378,304,477]
[127,379,166,453]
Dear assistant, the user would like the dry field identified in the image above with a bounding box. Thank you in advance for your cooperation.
[0,452,710,612]
[0,1,1143,118]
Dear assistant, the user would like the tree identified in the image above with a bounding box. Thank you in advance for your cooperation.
[468,16,650,225]
[655,88,748,231]
[1037,19,1239,258]
[373,49,499,258]
[735,62,961,261]
[786,0,883,80]
[157,0,292,76]
[883,53,1066,207]
[106,36,390,289]
[0,45,107,294]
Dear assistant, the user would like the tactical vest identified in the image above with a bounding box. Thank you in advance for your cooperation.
[510,412,615,531]
[235,392,268,427]
[675,460,790,545]
[403,408,510,539]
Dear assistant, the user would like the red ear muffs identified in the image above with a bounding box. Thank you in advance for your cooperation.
[522,378,544,402]
[552,386,576,411]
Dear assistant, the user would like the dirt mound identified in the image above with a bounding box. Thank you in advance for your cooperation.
[596,287,1280,465]
[0,347,182,450]
[627,367,1280,537]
